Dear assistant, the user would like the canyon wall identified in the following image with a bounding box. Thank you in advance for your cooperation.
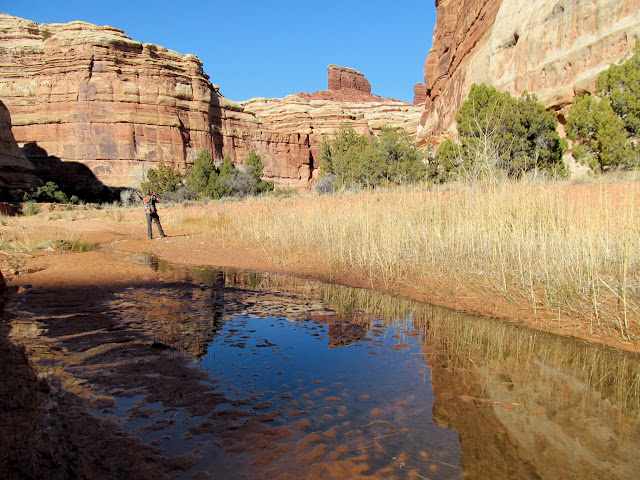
[0,99,40,195]
[0,15,421,193]
[418,0,640,143]
[0,14,313,191]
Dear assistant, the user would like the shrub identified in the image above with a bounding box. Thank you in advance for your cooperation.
[566,48,639,172]
[23,181,72,203]
[185,149,274,199]
[319,124,426,190]
[314,173,337,195]
[141,162,183,194]
[119,189,138,207]
[23,202,38,215]
[438,84,566,180]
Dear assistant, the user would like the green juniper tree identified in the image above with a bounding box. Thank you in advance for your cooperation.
[141,161,183,194]
[566,47,639,172]
[318,124,426,191]
[438,83,566,181]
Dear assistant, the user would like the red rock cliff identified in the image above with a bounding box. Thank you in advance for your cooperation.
[0,14,313,191]
[419,0,640,143]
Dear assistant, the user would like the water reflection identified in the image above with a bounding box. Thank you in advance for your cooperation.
[111,254,640,478]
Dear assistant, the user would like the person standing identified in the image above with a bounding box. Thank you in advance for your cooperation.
[139,191,166,239]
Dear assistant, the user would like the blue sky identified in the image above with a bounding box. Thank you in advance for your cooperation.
[3,1,436,103]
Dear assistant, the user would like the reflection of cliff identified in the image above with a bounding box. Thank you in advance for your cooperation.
[121,263,640,478]
[278,278,640,479]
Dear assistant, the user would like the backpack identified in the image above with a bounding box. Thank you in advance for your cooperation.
[143,196,156,214]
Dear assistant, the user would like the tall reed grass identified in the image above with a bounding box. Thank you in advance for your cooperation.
[175,180,640,342]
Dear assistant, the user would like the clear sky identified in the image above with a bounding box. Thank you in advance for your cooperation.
[3,0,436,103]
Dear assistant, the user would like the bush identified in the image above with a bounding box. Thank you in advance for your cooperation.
[23,181,78,204]
[23,202,38,215]
[314,174,337,195]
[141,162,183,194]
[566,48,639,172]
[319,124,426,190]
[185,149,274,199]
[119,189,138,207]
[437,84,566,180]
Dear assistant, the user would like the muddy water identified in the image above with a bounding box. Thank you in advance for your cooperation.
[8,254,640,479]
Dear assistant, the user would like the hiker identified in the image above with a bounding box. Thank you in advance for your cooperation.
[138,191,166,239]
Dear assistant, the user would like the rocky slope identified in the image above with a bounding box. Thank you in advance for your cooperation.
[0,99,40,196]
[418,0,640,144]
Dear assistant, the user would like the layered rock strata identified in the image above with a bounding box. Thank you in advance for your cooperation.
[0,99,40,195]
[0,14,313,191]
[418,0,640,143]
[242,95,423,168]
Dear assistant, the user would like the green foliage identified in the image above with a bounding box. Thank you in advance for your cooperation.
[185,149,215,194]
[567,48,640,172]
[185,149,274,199]
[23,202,38,215]
[318,124,426,191]
[245,150,274,194]
[596,46,640,136]
[438,84,566,180]
[23,181,78,204]
[141,162,183,194]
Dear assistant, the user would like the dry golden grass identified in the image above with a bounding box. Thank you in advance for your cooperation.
[170,180,640,343]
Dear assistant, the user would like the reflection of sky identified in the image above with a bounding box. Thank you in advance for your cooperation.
[198,313,461,474]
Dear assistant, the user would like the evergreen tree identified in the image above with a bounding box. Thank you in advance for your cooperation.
[141,162,183,194]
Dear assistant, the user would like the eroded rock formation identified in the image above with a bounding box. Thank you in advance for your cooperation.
[242,94,423,169]
[413,82,426,105]
[0,99,40,196]
[418,0,640,143]
[0,14,313,191]
[0,15,423,193]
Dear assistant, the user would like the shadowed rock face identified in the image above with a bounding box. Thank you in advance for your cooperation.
[418,0,640,144]
[0,99,40,196]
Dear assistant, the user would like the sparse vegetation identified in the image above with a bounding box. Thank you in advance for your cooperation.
[318,125,426,191]
[23,181,79,204]
[566,46,640,172]
[185,148,274,199]
[436,83,567,181]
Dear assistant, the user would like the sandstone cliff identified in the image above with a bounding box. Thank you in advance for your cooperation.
[418,0,640,143]
[0,14,314,191]
[0,99,40,196]
[0,15,422,193]
[243,64,423,168]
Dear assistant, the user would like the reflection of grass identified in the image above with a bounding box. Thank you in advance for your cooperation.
[170,182,640,343]
[253,272,640,416]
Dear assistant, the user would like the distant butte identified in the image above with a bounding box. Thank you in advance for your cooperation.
[298,65,390,102]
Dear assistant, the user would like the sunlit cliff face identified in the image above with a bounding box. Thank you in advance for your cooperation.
[418,0,640,143]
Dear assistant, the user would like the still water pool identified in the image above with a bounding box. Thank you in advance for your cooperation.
[99,258,640,479]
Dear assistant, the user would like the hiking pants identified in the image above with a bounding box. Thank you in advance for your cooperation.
[146,212,165,239]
